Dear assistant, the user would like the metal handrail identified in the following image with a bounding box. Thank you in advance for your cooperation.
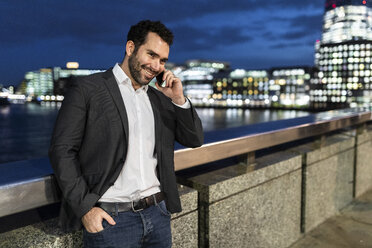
[0,109,371,218]
[174,110,371,170]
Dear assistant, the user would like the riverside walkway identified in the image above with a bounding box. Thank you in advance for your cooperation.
[290,189,372,248]
[0,108,370,247]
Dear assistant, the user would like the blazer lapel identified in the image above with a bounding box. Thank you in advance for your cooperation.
[147,87,162,160]
[102,69,129,143]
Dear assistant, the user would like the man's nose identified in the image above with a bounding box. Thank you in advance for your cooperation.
[151,59,160,72]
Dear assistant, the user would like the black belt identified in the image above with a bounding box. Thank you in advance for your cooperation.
[96,192,165,214]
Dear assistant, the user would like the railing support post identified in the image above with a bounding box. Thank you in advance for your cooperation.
[314,134,326,148]
[238,151,255,165]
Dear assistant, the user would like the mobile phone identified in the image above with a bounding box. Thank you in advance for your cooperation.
[156,72,165,87]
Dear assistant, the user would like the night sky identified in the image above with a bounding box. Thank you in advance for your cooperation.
[0,0,325,86]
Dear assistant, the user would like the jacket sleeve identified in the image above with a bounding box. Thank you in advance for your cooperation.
[173,99,204,148]
[49,81,100,219]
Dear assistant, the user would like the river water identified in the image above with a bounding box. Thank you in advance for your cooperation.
[0,103,309,164]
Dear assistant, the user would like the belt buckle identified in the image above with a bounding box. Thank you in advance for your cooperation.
[131,199,145,212]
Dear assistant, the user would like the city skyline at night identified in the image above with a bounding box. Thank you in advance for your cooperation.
[0,0,325,86]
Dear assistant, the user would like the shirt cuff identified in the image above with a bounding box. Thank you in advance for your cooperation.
[173,98,191,109]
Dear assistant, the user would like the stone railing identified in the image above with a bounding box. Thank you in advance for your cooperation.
[0,108,371,247]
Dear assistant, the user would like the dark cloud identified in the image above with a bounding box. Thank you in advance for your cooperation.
[270,41,307,49]
[268,13,323,45]
[272,0,324,9]
[225,53,315,70]
[172,25,253,51]
[280,30,313,40]
[0,0,326,84]
[0,0,323,46]
[261,31,278,41]
[0,1,131,46]
[288,13,323,32]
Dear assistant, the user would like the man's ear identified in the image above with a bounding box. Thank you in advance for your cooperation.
[126,41,135,56]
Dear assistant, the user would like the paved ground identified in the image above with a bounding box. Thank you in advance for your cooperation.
[290,189,372,248]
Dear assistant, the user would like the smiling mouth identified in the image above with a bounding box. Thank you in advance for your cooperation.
[143,67,156,78]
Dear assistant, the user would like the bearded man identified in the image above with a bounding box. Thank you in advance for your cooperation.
[49,20,203,248]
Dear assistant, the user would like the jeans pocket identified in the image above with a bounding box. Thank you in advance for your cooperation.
[156,201,171,217]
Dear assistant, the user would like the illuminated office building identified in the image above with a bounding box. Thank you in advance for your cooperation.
[212,69,269,107]
[24,69,54,96]
[52,67,103,96]
[185,59,230,71]
[270,67,315,108]
[21,64,103,101]
[313,0,372,108]
[178,60,229,105]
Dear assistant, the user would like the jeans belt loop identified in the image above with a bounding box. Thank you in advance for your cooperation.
[114,203,118,216]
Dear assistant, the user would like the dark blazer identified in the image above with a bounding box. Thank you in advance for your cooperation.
[49,69,203,231]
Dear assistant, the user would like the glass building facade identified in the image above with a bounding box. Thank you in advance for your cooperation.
[212,69,270,107]
[177,60,229,105]
[322,0,372,43]
[24,69,53,96]
[313,0,372,108]
[270,67,314,108]
[22,67,103,101]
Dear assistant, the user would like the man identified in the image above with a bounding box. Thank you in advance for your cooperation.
[49,20,203,248]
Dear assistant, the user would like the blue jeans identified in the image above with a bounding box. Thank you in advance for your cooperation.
[83,201,172,248]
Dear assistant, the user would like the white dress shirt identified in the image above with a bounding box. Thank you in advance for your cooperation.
[99,64,189,203]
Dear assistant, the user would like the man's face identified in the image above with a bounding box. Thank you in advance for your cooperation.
[128,32,169,88]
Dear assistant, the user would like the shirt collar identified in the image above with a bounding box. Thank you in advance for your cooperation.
[112,63,148,92]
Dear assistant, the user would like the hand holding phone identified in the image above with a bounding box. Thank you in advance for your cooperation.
[156,71,165,87]
[154,70,186,105]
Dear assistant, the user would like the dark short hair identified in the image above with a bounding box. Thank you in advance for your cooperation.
[127,20,174,52]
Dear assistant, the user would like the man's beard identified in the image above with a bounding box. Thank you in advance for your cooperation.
[128,52,157,87]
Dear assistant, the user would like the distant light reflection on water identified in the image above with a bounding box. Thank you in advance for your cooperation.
[196,108,309,131]
[0,103,310,164]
